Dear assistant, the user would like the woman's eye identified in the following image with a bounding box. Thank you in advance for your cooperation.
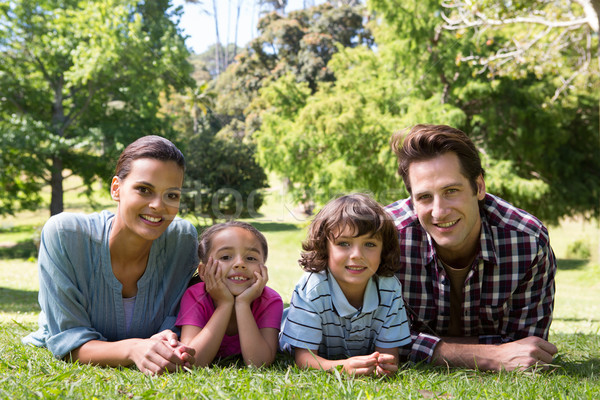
[137,186,150,194]
[167,192,181,200]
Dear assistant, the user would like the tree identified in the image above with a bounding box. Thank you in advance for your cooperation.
[180,113,268,225]
[0,0,194,216]
[253,0,599,223]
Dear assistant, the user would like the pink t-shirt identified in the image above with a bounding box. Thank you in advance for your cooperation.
[176,283,283,358]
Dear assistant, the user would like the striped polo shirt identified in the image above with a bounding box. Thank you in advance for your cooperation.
[279,270,412,359]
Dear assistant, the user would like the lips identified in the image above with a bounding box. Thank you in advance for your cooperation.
[228,275,250,282]
[140,214,162,223]
[435,220,458,228]
[345,265,367,273]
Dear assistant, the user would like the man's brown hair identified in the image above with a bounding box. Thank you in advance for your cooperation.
[390,124,485,195]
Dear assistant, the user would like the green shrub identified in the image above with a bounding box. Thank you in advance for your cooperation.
[566,239,591,260]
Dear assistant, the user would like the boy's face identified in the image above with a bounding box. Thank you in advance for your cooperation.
[208,227,265,296]
[327,225,382,306]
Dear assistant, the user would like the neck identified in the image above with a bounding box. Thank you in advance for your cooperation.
[109,221,153,265]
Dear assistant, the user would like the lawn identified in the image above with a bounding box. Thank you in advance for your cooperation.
[1,183,599,399]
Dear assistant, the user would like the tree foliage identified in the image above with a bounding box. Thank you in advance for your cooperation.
[180,113,268,225]
[252,0,599,223]
[0,0,194,216]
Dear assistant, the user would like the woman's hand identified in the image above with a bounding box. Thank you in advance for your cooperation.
[127,330,196,375]
[200,257,234,307]
[236,264,268,306]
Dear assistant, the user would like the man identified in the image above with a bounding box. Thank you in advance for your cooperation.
[385,124,558,371]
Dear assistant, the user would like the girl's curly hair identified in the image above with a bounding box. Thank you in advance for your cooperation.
[299,193,401,277]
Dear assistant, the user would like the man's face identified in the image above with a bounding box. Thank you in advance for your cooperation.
[408,152,485,265]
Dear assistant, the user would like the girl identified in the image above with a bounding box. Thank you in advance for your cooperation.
[23,135,198,375]
[279,193,412,376]
[176,221,283,367]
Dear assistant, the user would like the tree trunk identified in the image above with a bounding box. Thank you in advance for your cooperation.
[49,156,64,215]
[212,0,221,75]
[233,0,242,60]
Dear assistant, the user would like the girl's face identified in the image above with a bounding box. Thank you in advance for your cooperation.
[110,158,183,242]
[208,227,265,296]
[327,225,382,299]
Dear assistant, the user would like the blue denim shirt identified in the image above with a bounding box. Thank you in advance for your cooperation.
[22,211,198,359]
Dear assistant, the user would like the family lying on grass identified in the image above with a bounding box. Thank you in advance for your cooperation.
[22,125,558,375]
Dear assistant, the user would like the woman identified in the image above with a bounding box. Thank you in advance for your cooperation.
[23,135,199,374]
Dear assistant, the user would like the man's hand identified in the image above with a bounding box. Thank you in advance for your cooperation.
[434,336,558,371]
[494,336,558,371]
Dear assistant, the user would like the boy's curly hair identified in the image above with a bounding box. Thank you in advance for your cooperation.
[299,193,401,277]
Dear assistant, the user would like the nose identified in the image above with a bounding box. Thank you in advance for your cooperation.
[431,195,450,220]
[232,255,246,269]
[149,194,165,211]
[349,244,362,260]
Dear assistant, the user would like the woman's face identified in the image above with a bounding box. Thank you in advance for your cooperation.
[110,158,184,242]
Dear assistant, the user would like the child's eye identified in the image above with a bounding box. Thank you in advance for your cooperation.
[220,255,231,261]
[246,256,258,262]
[337,241,349,247]
[365,242,377,248]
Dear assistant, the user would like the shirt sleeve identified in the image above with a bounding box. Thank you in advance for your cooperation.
[496,234,556,342]
[29,215,105,359]
[253,287,283,330]
[279,284,323,352]
[374,281,412,349]
[175,284,213,328]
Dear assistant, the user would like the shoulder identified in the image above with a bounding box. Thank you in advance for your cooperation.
[261,286,283,302]
[164,217,198,240]
[291,271,332,306]
[374,275,403,300]
[385,198,420,231]
[42,211,112,242]
[182,282,207,300]
[483,194,550,240]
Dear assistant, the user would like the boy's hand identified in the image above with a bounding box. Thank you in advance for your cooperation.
[343,352,379,376]
[375,352,398,376]
[236,264,268,305]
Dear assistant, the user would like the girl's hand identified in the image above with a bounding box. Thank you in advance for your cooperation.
[202,257,234,306]
[236,264,268,305]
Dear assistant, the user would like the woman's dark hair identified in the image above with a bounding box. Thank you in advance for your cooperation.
[390,124,485,196]
[114,135,185,180]
[198,221,268,264]
[299,193,401,277]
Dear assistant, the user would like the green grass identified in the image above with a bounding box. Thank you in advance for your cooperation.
[1,180,599,399]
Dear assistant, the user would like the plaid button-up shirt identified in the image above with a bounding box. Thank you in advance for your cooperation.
[385,193,556,363]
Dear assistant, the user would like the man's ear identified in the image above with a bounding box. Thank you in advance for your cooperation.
[110,176,121,201]
[476,175,486,201]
